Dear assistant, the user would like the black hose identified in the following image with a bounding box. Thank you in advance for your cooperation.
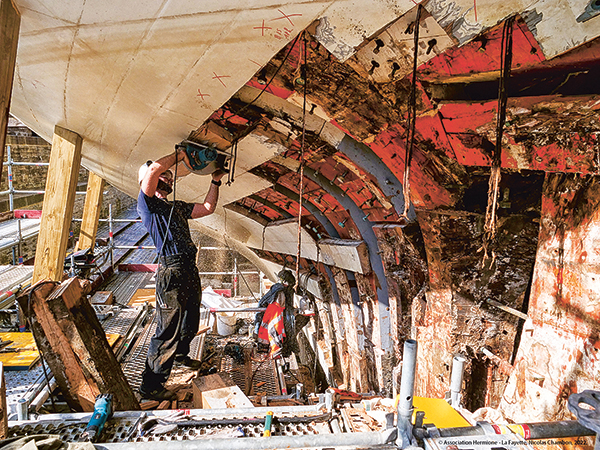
[434,420,594,440]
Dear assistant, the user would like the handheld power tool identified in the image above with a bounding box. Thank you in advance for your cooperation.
[80,393,113,442]
[176,140,231,175]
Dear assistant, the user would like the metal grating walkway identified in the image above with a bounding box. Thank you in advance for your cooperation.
[120,316,156,391]
[6,407,332,443]
[221,351,281,397]
[0,219,40,253]
[0,265,33,293]
[100,271,155,306]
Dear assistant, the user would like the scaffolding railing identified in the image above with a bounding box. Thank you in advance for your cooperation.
[1,145,86,264]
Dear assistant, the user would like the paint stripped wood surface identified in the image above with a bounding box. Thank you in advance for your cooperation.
[500,174,600,422]
[18,278,139,412]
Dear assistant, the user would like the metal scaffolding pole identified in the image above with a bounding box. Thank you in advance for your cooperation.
[2,147,83,264]
[449,354,466,408]
[233,256,238,297]
[397,339,417,449]
[109,204,114,269]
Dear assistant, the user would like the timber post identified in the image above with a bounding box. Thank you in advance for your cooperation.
[0,363,6,439]
[76,171,105,251]
[0,0,20,185]
[33,126,83,283]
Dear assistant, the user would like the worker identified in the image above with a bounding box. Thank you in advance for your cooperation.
[253,270,296,353]
[253,270,295,338]
[137,149,224,401]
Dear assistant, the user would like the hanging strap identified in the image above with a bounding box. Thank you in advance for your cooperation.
[295,32,309,289]
[482,16,515,263]
[402,4,422,219]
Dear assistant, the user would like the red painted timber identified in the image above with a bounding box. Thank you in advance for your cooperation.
[368,125,455,209]
[420,18,545,80]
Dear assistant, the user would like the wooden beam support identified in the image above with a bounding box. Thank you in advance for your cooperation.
[18,278,140,412]
[422,58,600,102]
[318,238,371,275]
[76,171,104,251]
[0,363,6,439]
[33,126,83,283]
[331,268,370,392]
[0,0,20,184]
[372,223,428,361]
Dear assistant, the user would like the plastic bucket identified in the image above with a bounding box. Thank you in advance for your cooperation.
[216,312,236,336]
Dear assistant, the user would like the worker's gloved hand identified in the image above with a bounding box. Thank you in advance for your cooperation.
[151,423,178,435]
[142,411,191,436]
[159,410,188,423]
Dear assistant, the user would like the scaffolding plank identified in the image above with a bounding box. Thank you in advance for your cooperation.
[220,351,280,397]
[0,332,38,371]
[0,266,33,294]
[0,220,40,254]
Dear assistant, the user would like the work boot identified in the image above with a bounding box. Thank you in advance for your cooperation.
[174,355,202,370]
[139,385,177,401]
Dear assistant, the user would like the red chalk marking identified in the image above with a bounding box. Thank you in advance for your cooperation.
[254,19,272,36]
[271,9,302,27]
[274,27,293,41]
[196,89,210,100]
[212,72,230,88]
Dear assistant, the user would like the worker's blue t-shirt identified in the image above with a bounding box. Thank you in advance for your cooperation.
[137,190,197,259]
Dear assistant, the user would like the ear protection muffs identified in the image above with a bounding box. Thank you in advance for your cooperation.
[139,160,173,194]
[138,160,152,184]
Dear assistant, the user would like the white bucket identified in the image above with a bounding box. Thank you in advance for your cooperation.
[216,312,236,336]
